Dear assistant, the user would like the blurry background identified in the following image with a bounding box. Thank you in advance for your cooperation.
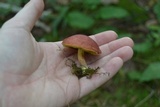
[0,0,160,106]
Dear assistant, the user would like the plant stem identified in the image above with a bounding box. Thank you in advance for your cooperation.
[135,90,155,107]
[78,49,87,68]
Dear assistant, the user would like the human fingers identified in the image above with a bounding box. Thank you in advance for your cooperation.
[91,46,133,68]
[90,30,118,46]
[108,46,133,62]
[86,37,134,64]
[99,37,134,58]
[79,57,123,98]
[78,46,133,98]
[2,0,44,31]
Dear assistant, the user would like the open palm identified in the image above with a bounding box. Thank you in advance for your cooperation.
[0,0,134,107]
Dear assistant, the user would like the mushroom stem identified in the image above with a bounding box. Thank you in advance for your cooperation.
[78,49,88,68]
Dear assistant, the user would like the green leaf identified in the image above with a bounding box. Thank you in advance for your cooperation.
[154,1,160,22]
[96,6,129,19]
[141,62,160,82]
[127,71,142,81]
[134,40,152,53]
[152,32,160,46]
[147,25,160,32]
[66,11,94,29]
[118,0,148,23]
[83,0,101,9]
[147,25,160,46]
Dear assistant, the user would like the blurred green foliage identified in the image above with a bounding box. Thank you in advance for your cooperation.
[66,11,95,29]
[0,0,160,106]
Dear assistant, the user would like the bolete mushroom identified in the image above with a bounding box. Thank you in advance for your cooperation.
[62,34,101,70]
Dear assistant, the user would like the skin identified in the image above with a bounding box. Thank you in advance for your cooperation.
[0,0,134,107]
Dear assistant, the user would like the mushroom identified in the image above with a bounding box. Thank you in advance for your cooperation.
[62,34,101,70]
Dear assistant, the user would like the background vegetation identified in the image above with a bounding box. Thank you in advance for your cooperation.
[0,0,160,106]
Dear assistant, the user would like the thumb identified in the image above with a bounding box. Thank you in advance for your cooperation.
[2,0,44,31]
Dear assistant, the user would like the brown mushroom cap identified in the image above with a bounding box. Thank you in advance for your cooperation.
[62,34,101,55]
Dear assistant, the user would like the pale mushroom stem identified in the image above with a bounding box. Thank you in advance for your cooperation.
[78,49,88,68]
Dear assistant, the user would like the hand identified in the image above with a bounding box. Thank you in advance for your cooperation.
[0,0,134,107]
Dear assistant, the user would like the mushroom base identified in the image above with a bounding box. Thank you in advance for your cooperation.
[66,59,100,79]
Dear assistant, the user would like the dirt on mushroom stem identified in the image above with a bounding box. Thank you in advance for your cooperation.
[66,58,100,79]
